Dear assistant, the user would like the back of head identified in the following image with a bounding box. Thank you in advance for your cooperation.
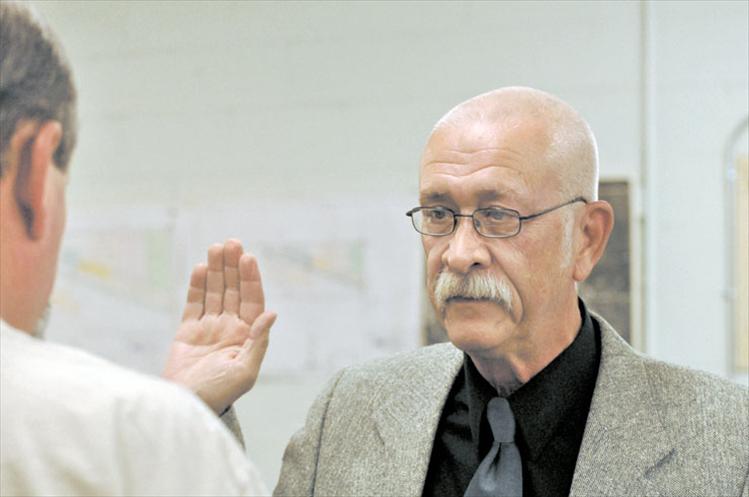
[0,2,77,334]
[0,1,77,175]
[432,87,599,201]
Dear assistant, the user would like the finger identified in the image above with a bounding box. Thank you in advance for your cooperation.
[237,311,277,378]
[239,253,265,324]
[205,244,224,315]
[182,263,208,321]
[223,239,243,315]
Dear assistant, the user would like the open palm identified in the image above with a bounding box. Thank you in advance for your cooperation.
[163,240,276,415]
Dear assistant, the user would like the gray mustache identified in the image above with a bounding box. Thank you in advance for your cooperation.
[433,271,513,315]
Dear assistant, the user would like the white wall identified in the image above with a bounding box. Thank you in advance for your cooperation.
[31,0,749,488]
[35,0,642,207]
[647,1,748,378]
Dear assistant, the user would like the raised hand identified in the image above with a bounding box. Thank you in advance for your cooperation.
[163,239,277,415]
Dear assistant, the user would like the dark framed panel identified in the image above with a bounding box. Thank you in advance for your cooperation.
[578,181,631,343]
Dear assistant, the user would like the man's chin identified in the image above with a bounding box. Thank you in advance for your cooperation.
[441,300,515,351]
[444,323,511,355]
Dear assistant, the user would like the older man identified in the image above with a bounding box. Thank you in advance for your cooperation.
[0,4,275,495]
[274,88,749,496]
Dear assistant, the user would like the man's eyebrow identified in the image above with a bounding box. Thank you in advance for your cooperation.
[419,192,452,205]
[420,189,514,204]
[476,188,514,203]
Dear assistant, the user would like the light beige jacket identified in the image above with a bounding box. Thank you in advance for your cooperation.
[274,314,749,497]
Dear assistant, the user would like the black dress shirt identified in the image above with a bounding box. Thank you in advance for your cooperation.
[422,299,601,497]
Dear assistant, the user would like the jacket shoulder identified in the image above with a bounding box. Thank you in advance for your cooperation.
[335,342,462,390]
[642,356,748,422]
[594,311,748,425]
[319,343,463,431]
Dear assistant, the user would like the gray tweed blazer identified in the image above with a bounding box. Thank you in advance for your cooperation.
[274,314,749,496]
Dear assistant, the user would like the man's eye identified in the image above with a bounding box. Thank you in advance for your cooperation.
[484,209,508,221]
[426,208,450,221]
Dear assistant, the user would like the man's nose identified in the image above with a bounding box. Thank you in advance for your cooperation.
[442,215,491,274]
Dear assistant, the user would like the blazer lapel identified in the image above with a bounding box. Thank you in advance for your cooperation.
[371,344,464,497]
[570,315,675,496]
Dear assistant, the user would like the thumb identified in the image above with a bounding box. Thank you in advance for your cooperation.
[237,311,277,378]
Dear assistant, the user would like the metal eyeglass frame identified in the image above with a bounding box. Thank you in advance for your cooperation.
[405,196,588,238]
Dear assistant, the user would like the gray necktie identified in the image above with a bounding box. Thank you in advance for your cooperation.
[463,397,523,497]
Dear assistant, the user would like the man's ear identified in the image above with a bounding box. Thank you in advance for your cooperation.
[10,121,62,240]
[572,200,615,282]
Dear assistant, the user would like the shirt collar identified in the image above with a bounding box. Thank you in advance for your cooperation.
[462,298,600,461]
[1,319,33,340]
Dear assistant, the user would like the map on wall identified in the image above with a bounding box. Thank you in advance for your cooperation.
[46,198,424,377]
[46,208,178,375]
[176,197,423,376]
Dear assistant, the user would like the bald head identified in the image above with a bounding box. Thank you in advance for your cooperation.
[428,87,599,201]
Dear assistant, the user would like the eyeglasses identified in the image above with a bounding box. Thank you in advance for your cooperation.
[406,196,588,238]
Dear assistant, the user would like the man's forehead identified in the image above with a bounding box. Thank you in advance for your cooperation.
[420,163,529,196]
[421,121,547,167]
[417,121,559,209]
[421,116,550,163]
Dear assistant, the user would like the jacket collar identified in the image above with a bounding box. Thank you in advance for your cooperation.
[372,343,464,496]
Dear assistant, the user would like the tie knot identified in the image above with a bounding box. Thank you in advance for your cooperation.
[486,397,515,443]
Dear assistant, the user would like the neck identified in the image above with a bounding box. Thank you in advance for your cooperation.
[0,222,44,336]
[0,260,38,336]
[468,300,582,395]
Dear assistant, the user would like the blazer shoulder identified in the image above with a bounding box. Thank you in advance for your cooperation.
[642,356,748,414]
[319,343,463,413]
[594,311,748,422]
[336,342,463,387]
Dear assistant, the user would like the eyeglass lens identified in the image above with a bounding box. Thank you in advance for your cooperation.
[413,207,520,237]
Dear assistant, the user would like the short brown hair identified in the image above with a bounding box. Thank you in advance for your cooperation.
[0,2,77,176]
